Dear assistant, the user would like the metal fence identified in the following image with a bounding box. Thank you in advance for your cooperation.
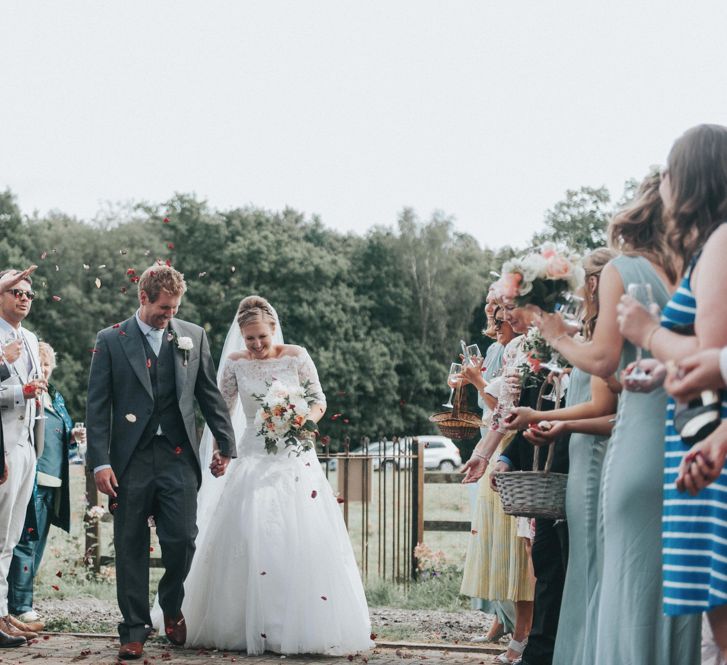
[84,436,471,582]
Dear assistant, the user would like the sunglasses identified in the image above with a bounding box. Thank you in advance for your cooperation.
[9,289,35,301]
[494,319,505,329]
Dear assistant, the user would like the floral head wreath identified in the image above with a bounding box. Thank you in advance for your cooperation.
[493,243,585,312]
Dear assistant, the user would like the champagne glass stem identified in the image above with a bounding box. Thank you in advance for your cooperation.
[443,388,454,409]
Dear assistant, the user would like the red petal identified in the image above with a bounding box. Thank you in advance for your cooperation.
[174,446,182,455]
[165,259,172,267]
[311,490,318,499]
[23,566,28,572]
[146,358,152,369]
[163,217,170,224]
[321,595,327,600]
[52,295,62,302]
[113,323,121,329]
[149,546,154,552]
[167,243,175,250]
[55,570,63,578]
[370,632,377,640]
[51,584,59,591]
[336,497,345,504]
[471,529,478,535]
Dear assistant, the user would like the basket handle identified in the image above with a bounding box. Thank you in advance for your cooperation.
[532,376,563,473]
[452,377,467,418]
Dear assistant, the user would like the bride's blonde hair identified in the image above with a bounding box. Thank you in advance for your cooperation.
[236,295,277,331]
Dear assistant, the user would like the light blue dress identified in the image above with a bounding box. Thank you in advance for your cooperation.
[552,367,608,665]
[593,255,700,665]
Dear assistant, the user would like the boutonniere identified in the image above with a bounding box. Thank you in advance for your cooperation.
[167,330,194,366]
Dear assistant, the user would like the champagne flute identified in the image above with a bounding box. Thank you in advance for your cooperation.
[541,293,584,373]
[442,362,463,408]
[73,421,87,461]
[626,283,655,383]
[31,369,48,420]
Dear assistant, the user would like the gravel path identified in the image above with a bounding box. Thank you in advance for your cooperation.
[36,598,505,646]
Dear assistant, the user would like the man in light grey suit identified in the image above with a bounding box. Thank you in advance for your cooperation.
[0,268,45,646]
[86,264,236,661]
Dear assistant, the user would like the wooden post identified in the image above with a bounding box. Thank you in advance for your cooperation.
[84,466,101,573]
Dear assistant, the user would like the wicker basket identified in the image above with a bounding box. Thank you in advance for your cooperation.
[429,380,482,440]
[493,380,568,520]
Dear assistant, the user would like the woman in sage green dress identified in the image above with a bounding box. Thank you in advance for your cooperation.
[536,175,700,664]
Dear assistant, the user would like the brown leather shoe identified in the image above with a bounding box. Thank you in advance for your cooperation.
[7,613,43,633]
[163,612,186,646]
[118,641,144,660]
[1,615,37,639]
[0,623,25,648]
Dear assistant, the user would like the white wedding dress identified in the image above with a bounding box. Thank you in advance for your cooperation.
[173,349,373,655]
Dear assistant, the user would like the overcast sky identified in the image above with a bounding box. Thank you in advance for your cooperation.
[2,1,726,249]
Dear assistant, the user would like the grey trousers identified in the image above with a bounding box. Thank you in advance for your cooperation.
[113,435,198,644]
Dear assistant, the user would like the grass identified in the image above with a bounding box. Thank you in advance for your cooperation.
[38,462,473,620]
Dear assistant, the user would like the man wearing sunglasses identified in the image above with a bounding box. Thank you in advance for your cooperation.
[0,268,45,647]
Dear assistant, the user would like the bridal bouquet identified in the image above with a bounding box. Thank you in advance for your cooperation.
[494,243,585,312]
[253,380,319,456]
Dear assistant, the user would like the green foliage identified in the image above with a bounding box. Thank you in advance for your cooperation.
[365,569,467,611]
[3,194,493,445]
[530,185,612,253]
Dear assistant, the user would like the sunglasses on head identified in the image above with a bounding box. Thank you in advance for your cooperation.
[9,289,35,301]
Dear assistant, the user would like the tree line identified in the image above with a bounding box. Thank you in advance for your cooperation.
[0,181,631,452]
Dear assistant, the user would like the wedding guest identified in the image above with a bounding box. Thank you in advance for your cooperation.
[490,303,569,665]
[0,269,46,645]
[460,306,532,649]
[465,291,512,641]
[8,342,83,628]
[617,124,727,657]
[506,248,617,665]
[537,173,701,664]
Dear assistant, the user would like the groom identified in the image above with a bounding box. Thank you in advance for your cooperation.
[86,264,236,660]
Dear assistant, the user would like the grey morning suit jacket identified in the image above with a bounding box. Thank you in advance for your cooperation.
[85,316,236,480]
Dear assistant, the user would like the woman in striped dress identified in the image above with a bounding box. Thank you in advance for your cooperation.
[618,124,727,659]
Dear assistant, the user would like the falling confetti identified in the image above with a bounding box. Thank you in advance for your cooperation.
[174,446,182,455]
[83,264,90,270]
[52,295,62,302]
[163,217,170,224]
[95,278,101,289]
[320,595,327,601]
[125,414,137,423]
[311,490,318,499]
[51,584,59,591]
[167,242,175,250]
[40,251,48,260]
[55,570,62,578]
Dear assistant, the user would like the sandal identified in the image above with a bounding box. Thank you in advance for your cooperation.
[493,638,527,664]
[471,628,507,643]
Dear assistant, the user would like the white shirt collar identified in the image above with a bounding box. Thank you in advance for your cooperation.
[0,316,22,339]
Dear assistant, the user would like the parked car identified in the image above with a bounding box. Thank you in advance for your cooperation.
[348,440,396,471]
[416,435,462,471]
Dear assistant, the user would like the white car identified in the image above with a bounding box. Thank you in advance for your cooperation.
[413,435,462,471]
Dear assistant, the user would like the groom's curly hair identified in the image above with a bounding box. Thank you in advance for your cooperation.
[138,264,187,302]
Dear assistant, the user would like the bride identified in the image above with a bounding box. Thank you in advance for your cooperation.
[153,296,373,655]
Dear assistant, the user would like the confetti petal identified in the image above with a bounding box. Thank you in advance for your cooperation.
[167,242,175,250]
[94,277,101,289]
[174,446,182,455]
[51,584,59,591]
[52,295,62,302]
[125,414,137,423]
[163,217,170,224]
[55,570,62,578]
[320,595,327,601]
[311,490,318,499]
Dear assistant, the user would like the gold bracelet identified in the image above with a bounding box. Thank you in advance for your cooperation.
[644,325,661,353]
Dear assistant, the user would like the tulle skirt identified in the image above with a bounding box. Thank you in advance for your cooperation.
[169,444,373,655]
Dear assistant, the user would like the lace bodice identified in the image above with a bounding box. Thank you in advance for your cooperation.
[219,348,326,434]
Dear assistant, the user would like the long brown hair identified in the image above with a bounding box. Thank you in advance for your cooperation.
[582,248,617,340]
[664,123,727,267]
[608,172,677,282]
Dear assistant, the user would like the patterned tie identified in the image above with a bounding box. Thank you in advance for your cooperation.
[147,328,164,356]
